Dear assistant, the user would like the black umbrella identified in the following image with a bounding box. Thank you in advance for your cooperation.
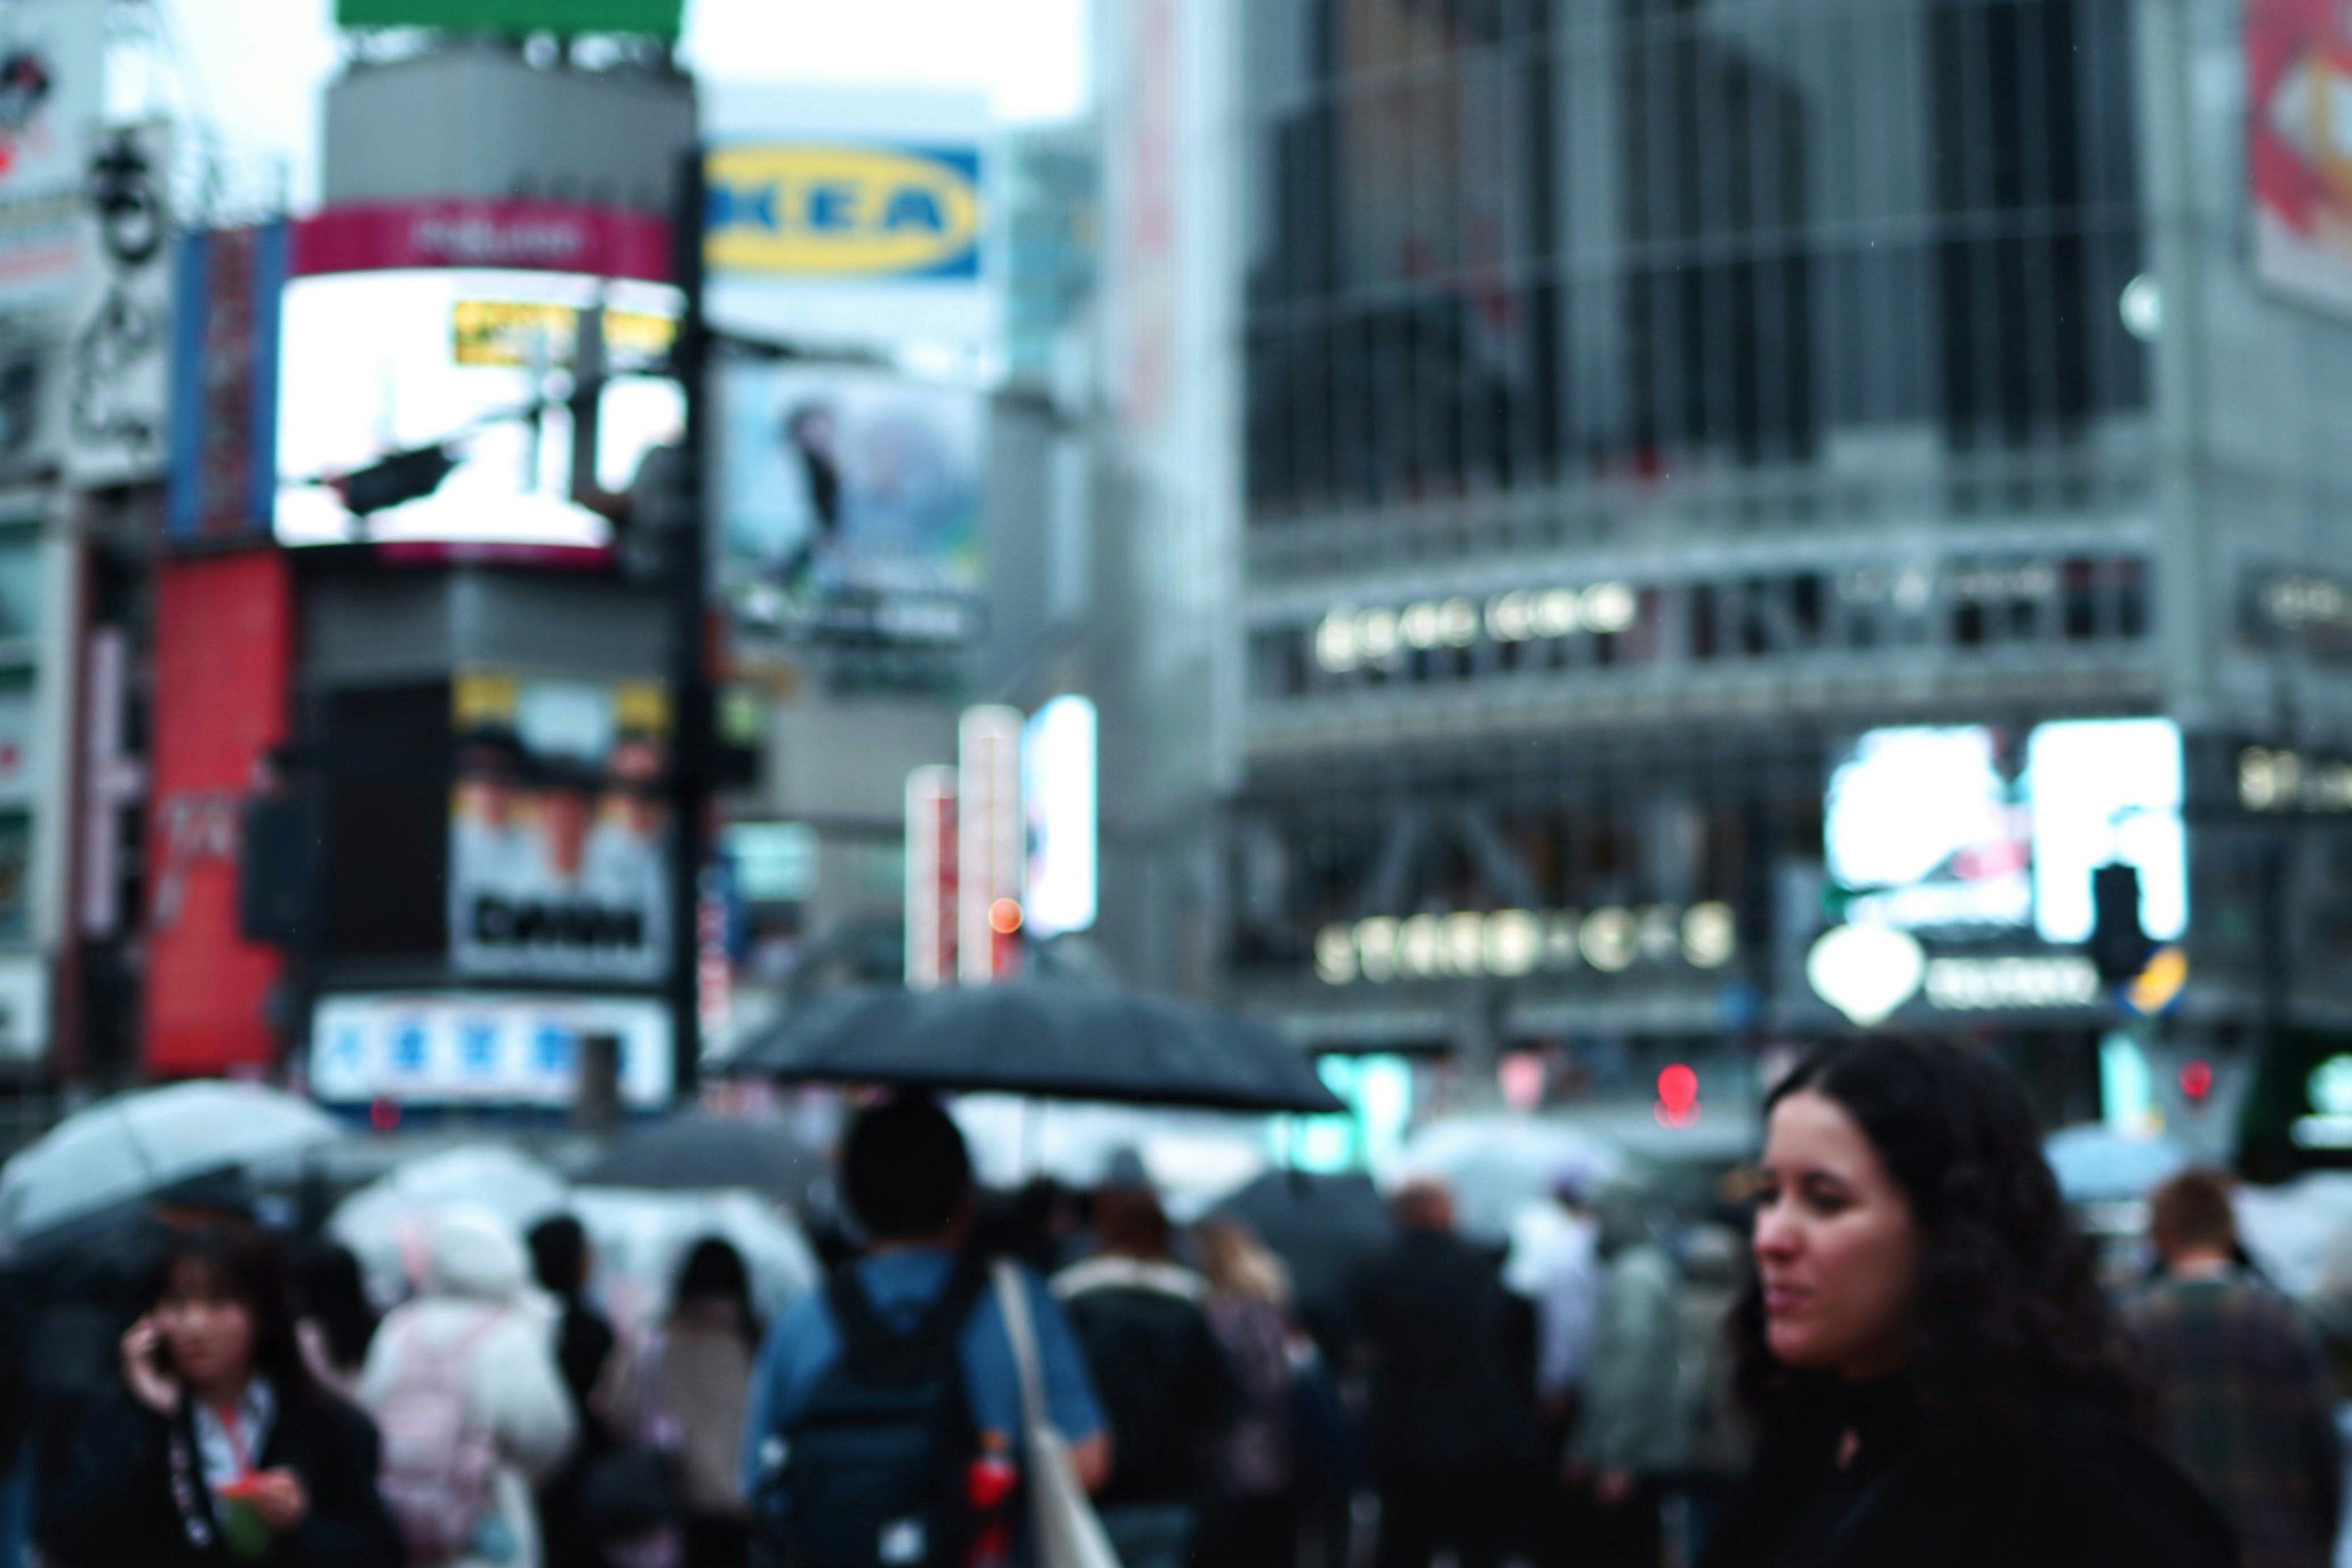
[718,982,1344,1115]
[575,1113,831,1214]
[1213,1168,1392,1305]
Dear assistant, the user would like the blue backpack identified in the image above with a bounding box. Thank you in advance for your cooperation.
[753,1254,990,1568]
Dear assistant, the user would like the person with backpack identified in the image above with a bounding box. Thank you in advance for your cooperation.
[359,1207,578,1568]
[37,1223,404,1568]
[741,1095,1109,1568]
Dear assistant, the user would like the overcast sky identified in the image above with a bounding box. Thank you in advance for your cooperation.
[164,0,1091,209]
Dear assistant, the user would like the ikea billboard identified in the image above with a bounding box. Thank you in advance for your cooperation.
[705,143,983,282]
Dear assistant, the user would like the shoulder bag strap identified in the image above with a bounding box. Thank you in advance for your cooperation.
[992,1261,1050,1438]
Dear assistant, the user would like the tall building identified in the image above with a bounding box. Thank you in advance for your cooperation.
[1198,0,2352,1137]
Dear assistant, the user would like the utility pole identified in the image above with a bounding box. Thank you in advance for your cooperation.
[666,148,711,1102]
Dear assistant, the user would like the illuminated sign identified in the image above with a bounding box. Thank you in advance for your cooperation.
[1922,955,2101,1011]
[1826,727,2030,931]
[1314,901,1736,986]
[1806,924,1926,1027]
[2240,745,2352,813]
[704,143,984,281]
[1808,926,2106,1020]
[2294,1055,2352,1148]
[1023,696,1098,940]
[309,991,674,1109]
[1315,582,1639,672]
[957,707,1022,984]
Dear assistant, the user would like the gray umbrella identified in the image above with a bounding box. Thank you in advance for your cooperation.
[576,1113,831,1214]
[718,983,1343,1115]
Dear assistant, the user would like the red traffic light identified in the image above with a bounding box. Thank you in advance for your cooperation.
[1656,1063,1700,1128]
[2179,1060,2214,1106]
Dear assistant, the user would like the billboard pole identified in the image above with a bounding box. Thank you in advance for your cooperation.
[667,146,711,1102]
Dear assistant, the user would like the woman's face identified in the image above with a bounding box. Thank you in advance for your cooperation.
[154,1259,257,1393]
[1754,1088,1924,1379]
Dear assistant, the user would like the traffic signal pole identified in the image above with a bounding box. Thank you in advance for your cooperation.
[667,148,712,1102]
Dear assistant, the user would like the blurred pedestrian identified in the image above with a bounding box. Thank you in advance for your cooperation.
[39,1223,403,1567]
[646,1238,761,1568]
[361,1207,577,1568]
[1193,1216,1310,1568]
[528,1214,629,1568]
[1506,1169,1602,1568]
[1696,1039,2234,1568]
[1350,1178,1539,1568]
[2128,1167,2340,1568]
[742,1096,1107,1567]
[1052,1163,1244,1568]
[1566,1183,1684,1568]
[293,1238,380,1403]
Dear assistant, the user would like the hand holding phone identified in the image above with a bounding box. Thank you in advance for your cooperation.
[120,1316,180,1415]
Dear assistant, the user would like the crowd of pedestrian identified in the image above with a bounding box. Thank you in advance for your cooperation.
[12,1036,2352,1568]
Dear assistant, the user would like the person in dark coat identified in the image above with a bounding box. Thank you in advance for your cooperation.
[526,1215,622,1568]
[36,1223,404,1568]
[1052,1171,1244,1568]
[2130,1168,2340,1568]
[1350,1177,1540,1568]
[1696,1038,2237,1568]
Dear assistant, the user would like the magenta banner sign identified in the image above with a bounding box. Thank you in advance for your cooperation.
[291,200,671,281]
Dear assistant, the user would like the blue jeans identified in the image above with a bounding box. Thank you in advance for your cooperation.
[1100,1503,1197,1568]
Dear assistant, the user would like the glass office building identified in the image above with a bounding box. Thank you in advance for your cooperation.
[1213,0,2352,1134]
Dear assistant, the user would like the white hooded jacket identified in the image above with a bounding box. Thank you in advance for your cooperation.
[359,1208,578,1568]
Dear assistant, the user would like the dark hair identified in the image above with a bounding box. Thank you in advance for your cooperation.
[1093,1186,1173,1259]
[672,1237,759,1346]
[527,1215,592,1300]
[1732,1039,2142,1438]
[841,1097,972,1240]
[292,1238,379,1374]
[2149,1168,2237,1254]
[143,1225,316,1406]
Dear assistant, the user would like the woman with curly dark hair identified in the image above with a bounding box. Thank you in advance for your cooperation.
[1695,1038,2237,1568]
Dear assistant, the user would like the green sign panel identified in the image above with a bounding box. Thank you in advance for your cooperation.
[336,0,684,37]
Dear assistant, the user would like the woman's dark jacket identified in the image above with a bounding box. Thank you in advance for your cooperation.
[36,1385,405,1568]
[1695,1377,2240,1568]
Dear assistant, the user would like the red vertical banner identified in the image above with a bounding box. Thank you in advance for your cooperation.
[905,764,957,989]
[143,551,290,1076]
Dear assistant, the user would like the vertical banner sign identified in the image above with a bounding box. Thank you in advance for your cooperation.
[165,224,287,543]
[0,0,105,477]
[142,552,290,1076]
[956,707,1022,984]
[2250,0,2352,315]
[65,120,174,486]
[905,764,957,989]
[1023,695,1098,940]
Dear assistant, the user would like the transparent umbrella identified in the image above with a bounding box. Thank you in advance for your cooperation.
[0,1080,342,1248]
[328,1145,570,1308]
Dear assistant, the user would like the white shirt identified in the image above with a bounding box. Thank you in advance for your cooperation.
[191,1377,275,1495]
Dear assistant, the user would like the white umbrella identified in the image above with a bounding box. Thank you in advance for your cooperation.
[0,1080,342,1247]
[571,1188,820,1335]
[328,1144,570,1308]
[2043,1125,2190,1204]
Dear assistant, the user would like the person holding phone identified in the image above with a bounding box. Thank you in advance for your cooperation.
[36,1224,404,1567]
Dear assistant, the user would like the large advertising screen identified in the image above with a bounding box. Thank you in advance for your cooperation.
[714,363,982,642]
[2027,718,2188,946]
[275,268,682,549]
[1824,717,2188,947]
[1825,726,2033,931]
[2251,0,2352,315]
[449,669,671,984]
